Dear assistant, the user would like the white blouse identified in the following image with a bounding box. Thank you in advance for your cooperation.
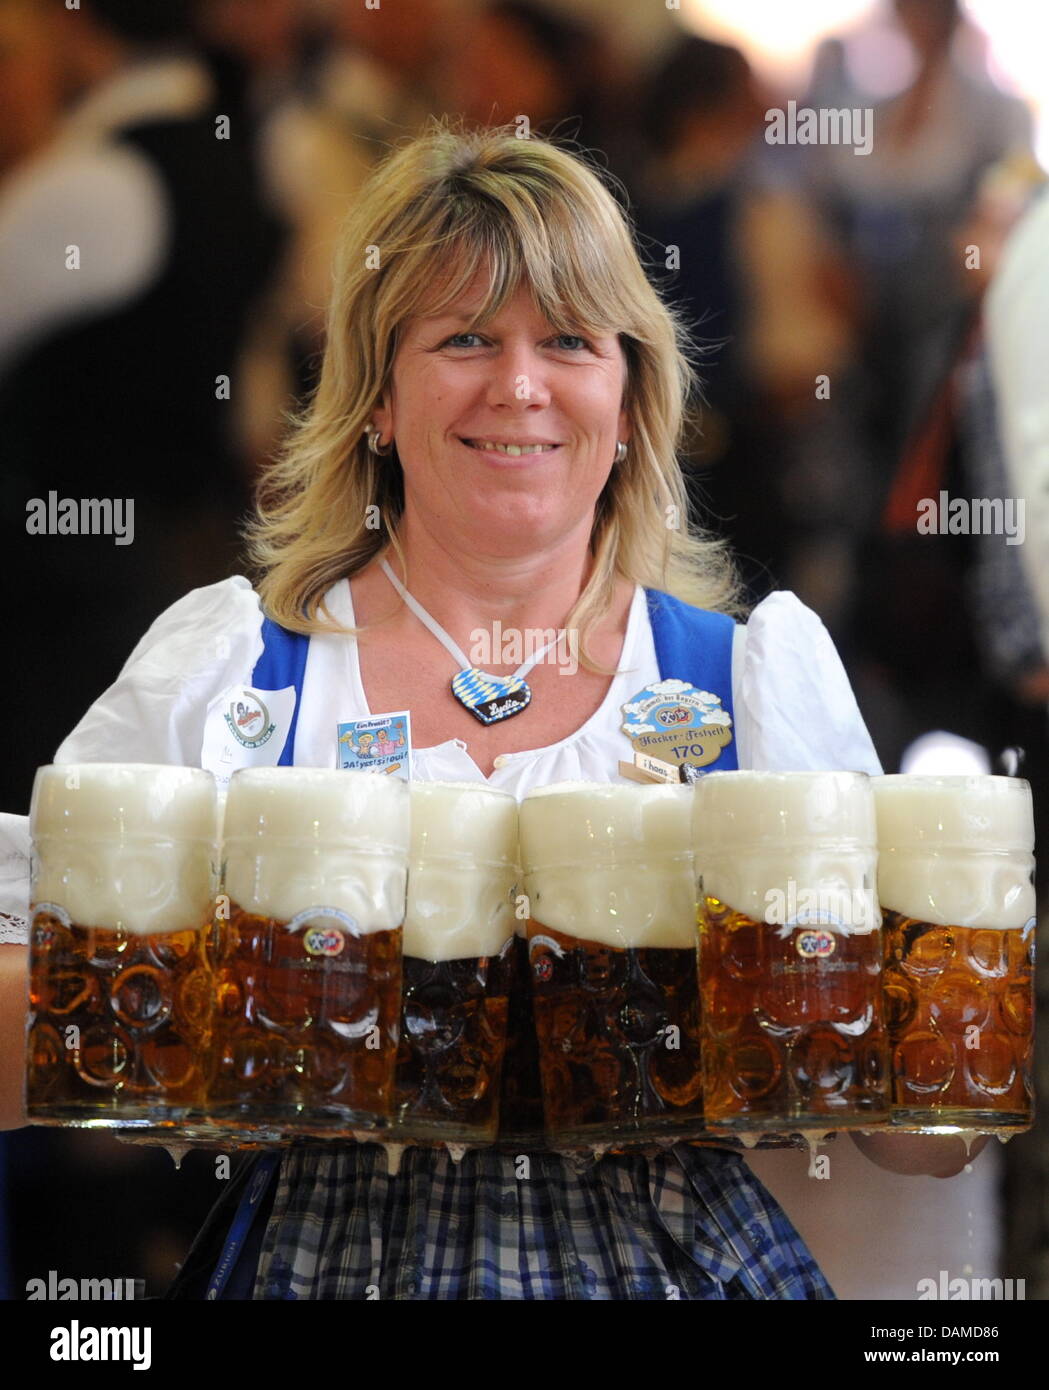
[0,576,881,941]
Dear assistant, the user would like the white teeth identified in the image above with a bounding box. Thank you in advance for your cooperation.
[467,440,556,456]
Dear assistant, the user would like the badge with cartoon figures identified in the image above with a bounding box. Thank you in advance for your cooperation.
[337,711,412,779]
[620,679,733,783]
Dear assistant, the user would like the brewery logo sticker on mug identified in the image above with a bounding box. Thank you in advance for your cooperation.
[620,679,733,783]
[287,907,359,960]
[337,711,412,779]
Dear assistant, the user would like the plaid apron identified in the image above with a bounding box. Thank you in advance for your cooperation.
[239,1143,832,1300]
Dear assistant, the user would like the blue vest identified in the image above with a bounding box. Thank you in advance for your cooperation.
[250,587,738,774]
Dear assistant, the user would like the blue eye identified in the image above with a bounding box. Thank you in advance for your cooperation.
[554,334,589,351]
[444,332,485,348]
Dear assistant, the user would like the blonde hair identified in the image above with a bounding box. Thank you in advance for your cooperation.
[247,117,742,658]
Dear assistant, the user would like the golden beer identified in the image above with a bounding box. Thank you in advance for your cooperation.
[395,782,517,1143]
[695,771,890,1131]
[27,764,218,1125]
[875,775,1036,1131]
[520,782,704,1146]
[207,767,409,1133]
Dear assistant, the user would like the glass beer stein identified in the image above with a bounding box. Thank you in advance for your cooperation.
[27,763,218,1127]
[520,781,704,1147]
[695,771,889,1132]
[207,767,408,1134]
[395,781,517,1144]
[875,774,1036,1133]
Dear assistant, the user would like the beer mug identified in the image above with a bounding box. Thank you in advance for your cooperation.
[520,781,704,1146]
[875,774,1036,1132]
[209,767,409,1133]
[27,764,218,1126]
[694,771,889,1132]
[395,781,517,1143]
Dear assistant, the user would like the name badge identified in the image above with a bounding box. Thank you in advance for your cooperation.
[337,711,412,779]
[620,679,733,783]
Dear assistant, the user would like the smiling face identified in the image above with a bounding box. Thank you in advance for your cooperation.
[370,271,631,558]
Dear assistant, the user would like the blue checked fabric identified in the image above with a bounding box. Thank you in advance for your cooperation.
[250,1144,833,1301]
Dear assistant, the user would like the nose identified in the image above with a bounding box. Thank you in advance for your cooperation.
[484,340,553,411]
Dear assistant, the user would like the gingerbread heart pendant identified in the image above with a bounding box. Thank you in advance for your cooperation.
[451,668,532,724]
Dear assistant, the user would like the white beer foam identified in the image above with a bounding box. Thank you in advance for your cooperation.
[874,775,1035,929]
[520,782,697,949]
[404,782,518,961]
[693,771,879,931]
[31,764,217,935]
[223,767,409,931]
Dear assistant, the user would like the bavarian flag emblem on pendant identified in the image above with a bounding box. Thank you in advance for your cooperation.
[621,680,733,781]
[452,667,532,724]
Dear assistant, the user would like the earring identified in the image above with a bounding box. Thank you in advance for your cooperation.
[365,426,393,457]
[614,440,628,464]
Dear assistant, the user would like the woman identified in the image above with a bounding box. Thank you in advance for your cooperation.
[0,120,974,1299]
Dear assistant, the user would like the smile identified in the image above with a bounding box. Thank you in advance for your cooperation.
[462,439,560,456]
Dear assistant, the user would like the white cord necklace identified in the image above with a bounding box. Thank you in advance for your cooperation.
[379,558,561,724]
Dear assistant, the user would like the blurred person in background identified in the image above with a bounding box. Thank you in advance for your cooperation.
[0,0,63,177]
[0,0,288,753]
[987,190,1049,676]
[192,0,315,126]
[234,0,450,419]
[436,0,618,153]
[809,0,1034,515]
[632,34,859,619]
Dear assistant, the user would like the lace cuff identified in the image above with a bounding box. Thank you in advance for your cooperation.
[0,911,29,946]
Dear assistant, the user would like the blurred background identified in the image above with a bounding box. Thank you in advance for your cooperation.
[2,0,1048,1300]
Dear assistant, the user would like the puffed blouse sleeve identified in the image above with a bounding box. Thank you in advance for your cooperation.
[733,591,883,776]
[0,577,265,941]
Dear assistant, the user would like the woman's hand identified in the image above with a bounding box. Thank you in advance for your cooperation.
[850,1128,990,1177]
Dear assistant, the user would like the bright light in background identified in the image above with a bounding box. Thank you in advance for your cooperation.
[965,0,1049,161]
[682,0,1049,163]
[899,732,992,776]
[681,0,874,83]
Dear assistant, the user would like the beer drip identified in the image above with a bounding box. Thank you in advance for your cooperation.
[803,1134,824,1177]
[163,1143,192,1170]
[737,1133,761,1149]
[382,1143,405,1177]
